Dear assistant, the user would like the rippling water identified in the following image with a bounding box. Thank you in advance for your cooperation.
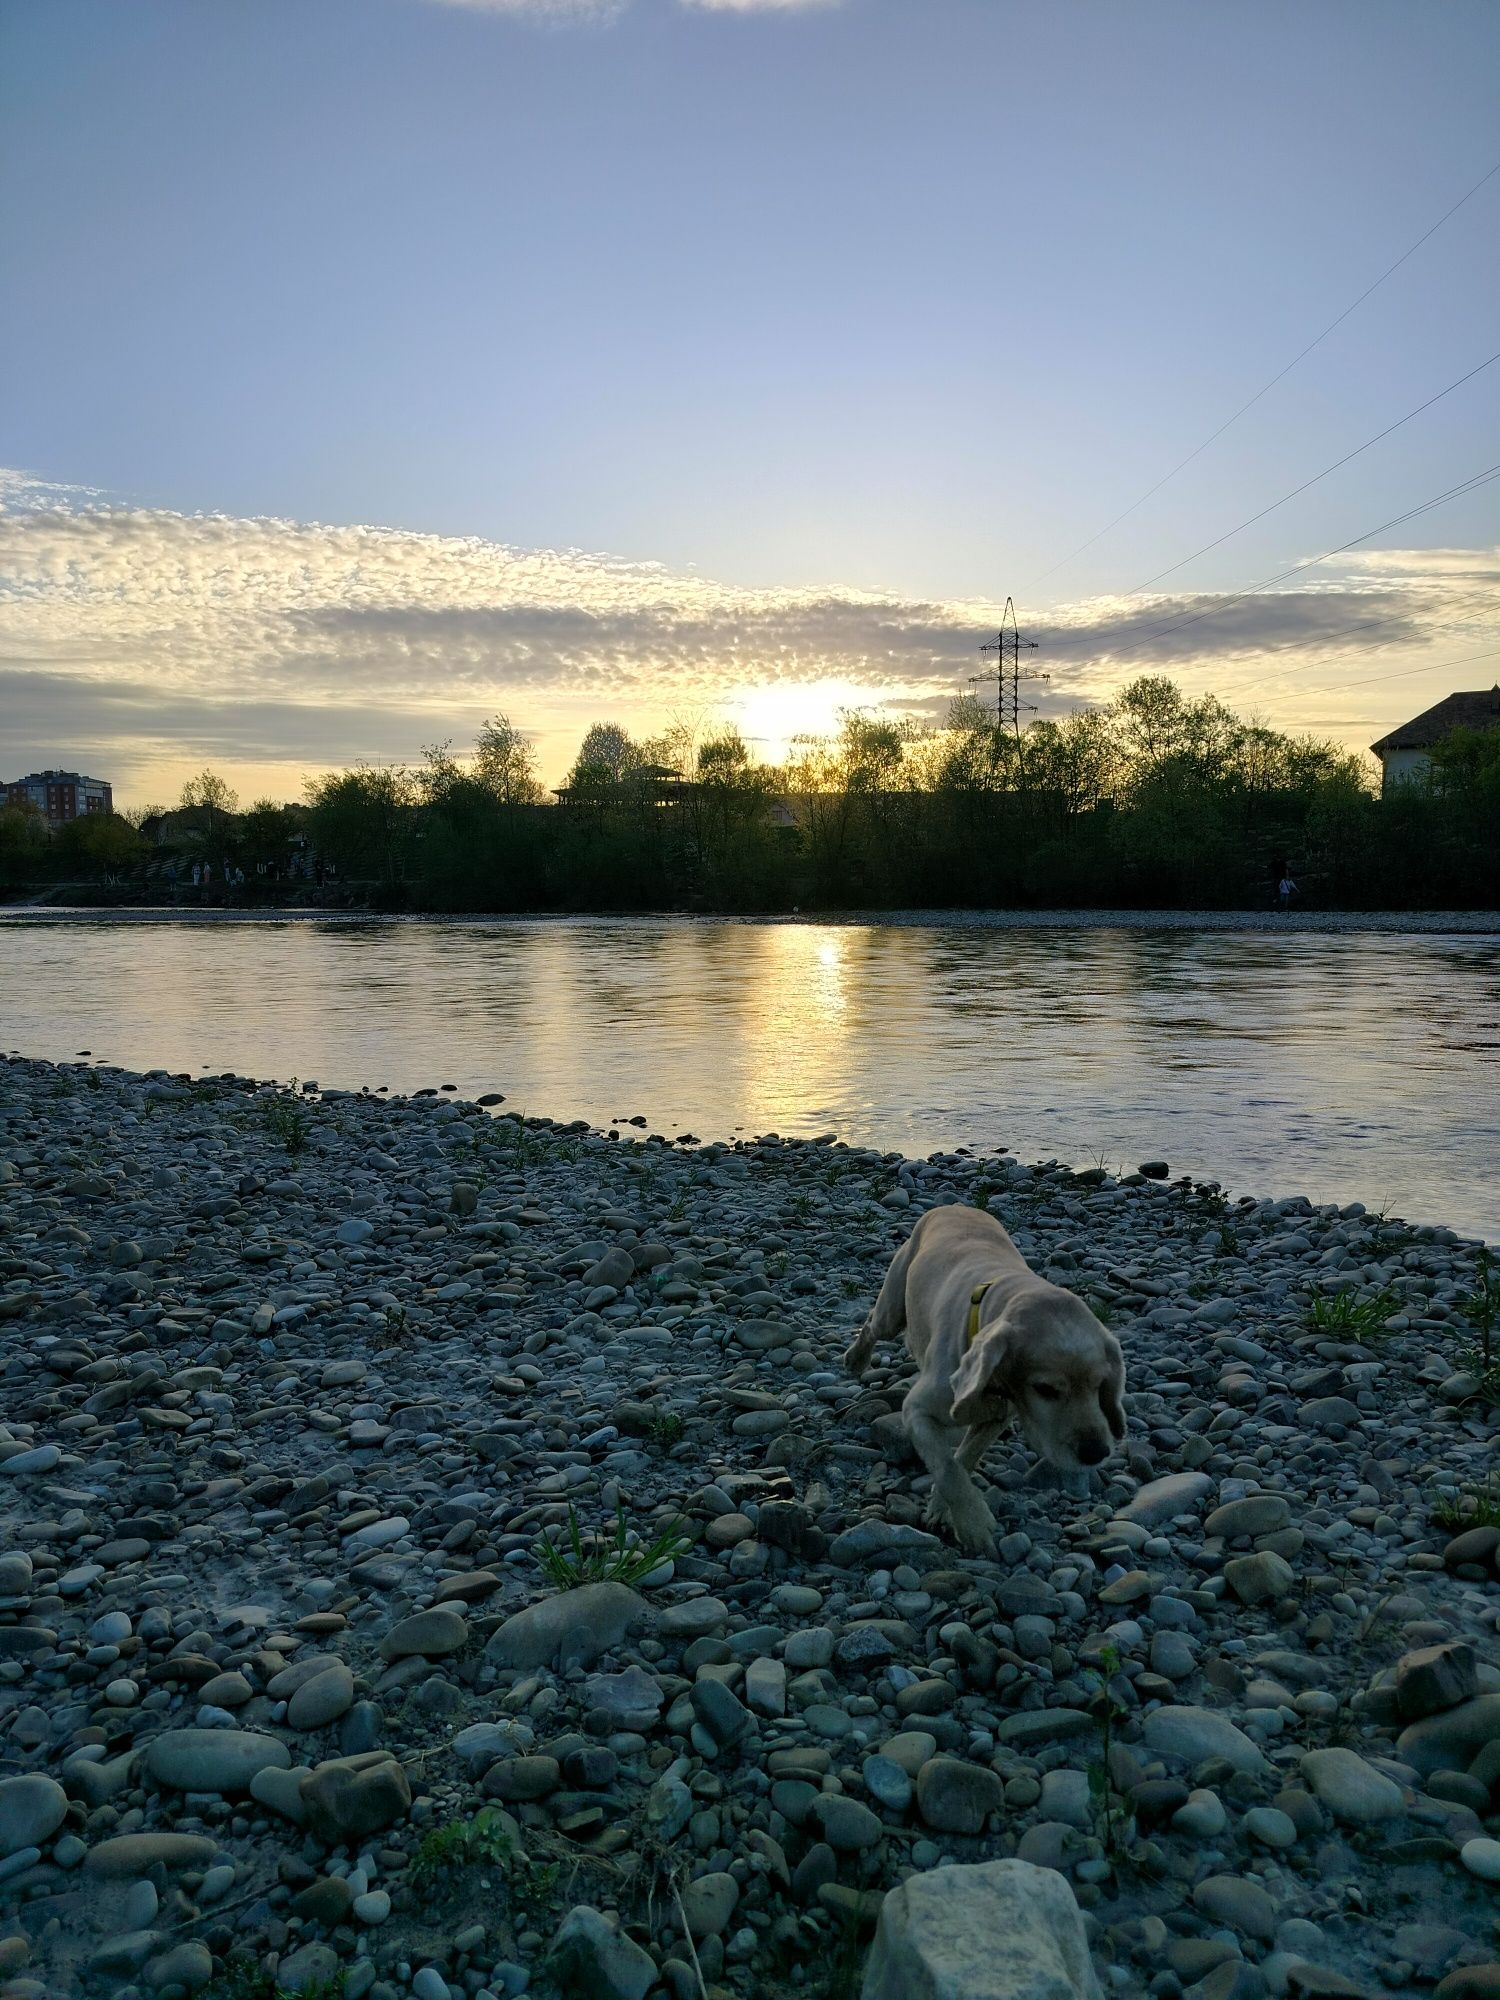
[2,915,1496,1240]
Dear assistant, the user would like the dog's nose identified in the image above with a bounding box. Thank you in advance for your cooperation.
[1077,1436,1108,1467]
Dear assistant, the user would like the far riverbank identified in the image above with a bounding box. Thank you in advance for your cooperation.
[4,903,1500,933]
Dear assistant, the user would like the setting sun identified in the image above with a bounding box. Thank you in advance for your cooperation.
[731,678,890,765]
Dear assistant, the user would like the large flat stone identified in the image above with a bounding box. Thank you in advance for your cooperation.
[144,1729,291,1794]
[862,1857,1102,2000]
[830,1521,944,1566]
[485,1582,651,1673]
[1142,1706,1269,1776]
[83,1834,219,1879]
[1117,1473,1213,1529]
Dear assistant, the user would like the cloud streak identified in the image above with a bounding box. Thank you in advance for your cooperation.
[1,469,1493,797]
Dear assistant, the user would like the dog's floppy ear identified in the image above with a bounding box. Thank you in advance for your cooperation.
[950,1324,1017,1428]
[1100,1331,1127,1441]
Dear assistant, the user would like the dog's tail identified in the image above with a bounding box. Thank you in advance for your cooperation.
[842,1229,916,1378]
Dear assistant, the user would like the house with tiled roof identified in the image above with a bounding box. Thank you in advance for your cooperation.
[1369,686,1500,794]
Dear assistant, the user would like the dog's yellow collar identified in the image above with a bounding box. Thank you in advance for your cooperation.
[965,1281,995,1348]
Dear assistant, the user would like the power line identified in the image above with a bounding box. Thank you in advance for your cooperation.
[1123,347,1500,594]
[1077,459,1500,674]
[1025,154,1500,588]
[1225,640,1500,708]
[1206,615,1498,704]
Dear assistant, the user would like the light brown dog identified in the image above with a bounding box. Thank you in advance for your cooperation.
[844,1203,1126,1553]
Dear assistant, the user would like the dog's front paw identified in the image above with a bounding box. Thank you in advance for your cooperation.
[946,1496,996,1557]
[842,1336,871,1379]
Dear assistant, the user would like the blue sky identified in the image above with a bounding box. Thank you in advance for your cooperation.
[3,0,1498,800]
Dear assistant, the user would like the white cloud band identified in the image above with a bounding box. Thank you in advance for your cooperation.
[1,468,1493,795]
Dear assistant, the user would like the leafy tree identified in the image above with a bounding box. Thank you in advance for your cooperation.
[475,714,544,805]
[1429,722,1500,817]
[54,812,145,878]
[178,769,240,852]
[0,800,47,889]
[303,766,415,884]
[1422,723,1500,902]
[237,799,300,873]
[567,722,642,791]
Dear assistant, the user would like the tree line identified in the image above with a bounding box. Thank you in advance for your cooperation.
[4,680,1498,909]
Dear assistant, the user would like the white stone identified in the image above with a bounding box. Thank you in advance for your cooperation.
[861,1858,1103,2000]
[1460,1837,1500,1883]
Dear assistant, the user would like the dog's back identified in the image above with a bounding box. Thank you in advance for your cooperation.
[845,1202,1029,1376]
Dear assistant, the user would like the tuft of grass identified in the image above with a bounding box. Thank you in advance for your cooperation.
[1182,1181,1229,1224]
[373,1303,411,1351]
[1433,1472,1500,1533]
[495,1112,542,1167]
[412,1807,520,1891]
[204,1958,345,2000]
[647,1409,685,1449]
[534,1500,690,1591]
[1086,1640,1129,1863]
[1304,1287,1399,1339]
[1457,1249,1500,1404]
[410,1809,559,1917]
[815,1914,868,1999]
[258,1081,310,1157]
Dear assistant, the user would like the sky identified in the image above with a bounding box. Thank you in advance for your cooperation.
[2,0,1499,806]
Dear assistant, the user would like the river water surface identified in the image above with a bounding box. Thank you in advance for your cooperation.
[1,914,1496,1241]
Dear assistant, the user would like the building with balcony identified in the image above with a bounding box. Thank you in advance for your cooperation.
[1,769,114,828]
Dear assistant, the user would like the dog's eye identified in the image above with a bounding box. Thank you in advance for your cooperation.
[1033,1383,1062,1401]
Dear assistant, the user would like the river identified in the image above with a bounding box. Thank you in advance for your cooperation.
[1,913,1496,1241]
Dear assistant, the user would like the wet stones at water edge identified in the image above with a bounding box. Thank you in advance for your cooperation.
[0,1051,1497,1999]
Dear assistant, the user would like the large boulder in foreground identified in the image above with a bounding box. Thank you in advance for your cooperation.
[861,1857,1103,2000]
[548,1905,656,2000]
[484,1582,650,1673]
[300,1753,411,1845]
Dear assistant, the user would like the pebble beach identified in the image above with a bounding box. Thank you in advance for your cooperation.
[2,1052,1499,2000]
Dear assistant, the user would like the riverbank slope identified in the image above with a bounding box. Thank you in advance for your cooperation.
[1,1057,1498,1998]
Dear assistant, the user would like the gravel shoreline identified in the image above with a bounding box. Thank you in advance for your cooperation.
[2,1055,1498,1999]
